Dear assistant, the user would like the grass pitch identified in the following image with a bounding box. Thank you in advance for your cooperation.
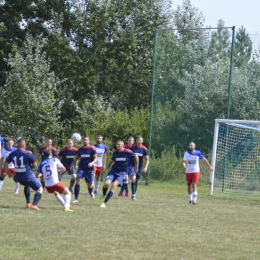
[0,178,259,260]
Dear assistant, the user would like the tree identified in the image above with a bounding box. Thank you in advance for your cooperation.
[209,19,231,61]
[234,26,253,67]
[0,34,63,143]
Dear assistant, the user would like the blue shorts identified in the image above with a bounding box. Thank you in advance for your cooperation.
[77,168,94,184]
[17,175,42,191]
[127,166,136,177]
[105,169,126,187]
[136,168,142,180]
[59,165,76,175]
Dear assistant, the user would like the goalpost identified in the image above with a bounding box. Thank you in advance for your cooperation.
[209,119,260,198]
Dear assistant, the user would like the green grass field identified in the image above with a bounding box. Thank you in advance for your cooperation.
[0,178,259,260]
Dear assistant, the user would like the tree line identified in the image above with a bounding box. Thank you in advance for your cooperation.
[0,0,259,160]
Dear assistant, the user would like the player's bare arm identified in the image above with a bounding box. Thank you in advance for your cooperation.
[143,155,149,173]
[101,160,114,174]
[4,161,13,178]
[71,155,80,169]
[134,155,139,173]
[202,158,214,171]
[88,154,98,167]
[183,160,187,170]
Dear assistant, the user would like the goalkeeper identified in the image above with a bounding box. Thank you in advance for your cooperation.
[183,142,213,204]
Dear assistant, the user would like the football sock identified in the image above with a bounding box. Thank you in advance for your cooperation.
[104,191,114,203]
[55,193,65,206]
[103,187,108,196]
[24,186,31,203]
[69,179,75,189]
[124,182,129,193]
[94,179,100,192]
[0,180,3,191]
[192,191,198,202]
[64,193,71,208]
[188,194,192,201]
[14,181,19,191]
[88,187,93,195]
[74,184,80,199]
[131,182,136,195]
[40,181,45,189]
[32,192,42,205]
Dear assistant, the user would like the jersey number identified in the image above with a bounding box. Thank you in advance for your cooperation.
[13,156,25,168]
[44,165,52,177]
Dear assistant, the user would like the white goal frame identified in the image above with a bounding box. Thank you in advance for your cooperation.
[209,119,260,195]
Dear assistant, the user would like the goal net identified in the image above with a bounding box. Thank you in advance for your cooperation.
[209,119,260,198]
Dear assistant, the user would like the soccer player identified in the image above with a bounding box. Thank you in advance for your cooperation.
[4,138,43,210]
[183,142,213,204]
[118,136,135,197]
[71,136,98,203]
[35,138,59,189]
[98,139,138,207]
[93,135,107,195]
[58,139,78,193]
[128,136,149,200]
[35,148,73,212]
[0,138,19,193]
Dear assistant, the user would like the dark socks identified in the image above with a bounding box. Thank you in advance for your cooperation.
[104,191,114,204]
[24,186,30,203]
[74,184,80,199]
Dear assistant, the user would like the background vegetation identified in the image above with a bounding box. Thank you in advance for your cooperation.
[0,0,260,181]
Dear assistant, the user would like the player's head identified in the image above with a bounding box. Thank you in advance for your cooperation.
[6,138,14,148]
[96,135,103,144]
[188,142,196,151]
[43,147,53,158]
[128,136,134,147]
[45,138,53,147]
[17,138,26,149]
[136,136,143,146]
[116,139,124,151]
[67,139,73,149]
[83,136,90,146]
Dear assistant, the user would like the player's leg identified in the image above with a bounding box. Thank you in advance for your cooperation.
[191,172,200,204]
[118,174,128,196]
[0,170,7,192]
[98,171,113,204]
[93,167,102,195]
[73,168,83,202]
[40,175,45,190]
[11,169,19,194]
[131,175,137,200]
[86,172,95,200]
[67,166,76,193]
[54,190,65,206]
[27,177,43,210]
[186,174,193,203]
[61,187,73,210]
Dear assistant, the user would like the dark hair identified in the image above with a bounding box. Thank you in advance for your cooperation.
[43,148,52,158]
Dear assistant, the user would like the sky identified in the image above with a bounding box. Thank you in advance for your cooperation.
[172,0,260,50]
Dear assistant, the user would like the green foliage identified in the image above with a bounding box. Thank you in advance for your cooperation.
[149,145,183,180]
[0,33,63,143]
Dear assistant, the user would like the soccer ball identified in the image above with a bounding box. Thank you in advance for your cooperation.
[71,133,82,142]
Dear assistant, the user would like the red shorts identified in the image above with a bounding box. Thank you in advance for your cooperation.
[46,182,67,194]
[186,172,200,186]
[1,168,16,176]
[94,166,103,176]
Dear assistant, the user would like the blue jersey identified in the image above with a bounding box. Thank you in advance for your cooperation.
[59,147,78,167]
[111,148,136,172]
[125,144,148,168]
[38,145,58,162]
[0,136,4,152]
[77,145,97,170]
[5,149,36,179]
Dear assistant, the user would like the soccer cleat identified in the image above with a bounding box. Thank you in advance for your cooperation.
[100,202,106,208]
[15,190,19,194]
[26,203,32,208]
[90,192,95,200]
[69,188,74,194]
[64,207,74,212]
[189,201,192,204]
[131,196,136,201]
[125,193,130,197]
[94,190,98,195]
[30,205,40,210]
[97,195,105,202]
[118,192,125,197]
[192,200,197,205]
[72,199,78,203]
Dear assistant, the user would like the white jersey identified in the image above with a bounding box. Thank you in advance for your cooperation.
[183,150,204,173]
[93,144,107,167]
[37,158,64,187]
[1,147,17,168]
